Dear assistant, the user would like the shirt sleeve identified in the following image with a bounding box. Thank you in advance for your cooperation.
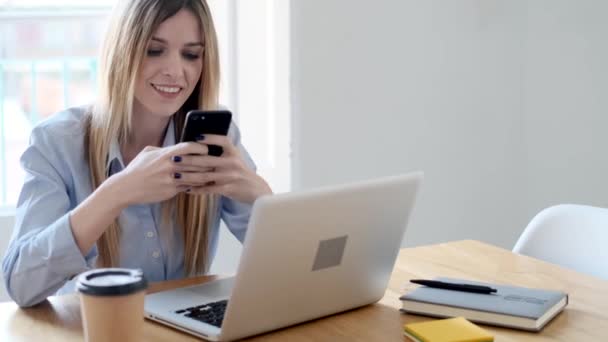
[2,126,91,307]
[220,122,257,243]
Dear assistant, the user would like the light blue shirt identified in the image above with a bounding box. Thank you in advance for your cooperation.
[2,106,256,307]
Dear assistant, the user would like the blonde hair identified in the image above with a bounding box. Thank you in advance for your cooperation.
[87,0,220,275]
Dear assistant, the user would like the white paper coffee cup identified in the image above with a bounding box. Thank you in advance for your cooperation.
[77,268,148,342]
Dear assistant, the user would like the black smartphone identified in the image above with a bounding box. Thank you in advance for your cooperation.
[179,110,232,156]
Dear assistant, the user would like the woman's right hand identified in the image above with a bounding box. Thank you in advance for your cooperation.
[107,142,210,207]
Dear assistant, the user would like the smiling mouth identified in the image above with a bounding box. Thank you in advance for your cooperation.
[151,83,183,94]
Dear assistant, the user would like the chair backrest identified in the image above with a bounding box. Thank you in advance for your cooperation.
[513,204,608,280]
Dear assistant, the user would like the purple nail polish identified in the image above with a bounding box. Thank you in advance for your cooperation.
[172,155,182,163]
[174,173,182,179]
[196,134,205,141]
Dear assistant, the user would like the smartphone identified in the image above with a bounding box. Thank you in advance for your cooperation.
[179,110,232,156]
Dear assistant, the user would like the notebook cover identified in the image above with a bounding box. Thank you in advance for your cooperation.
[400,277,567,319]
[403,317,494,342]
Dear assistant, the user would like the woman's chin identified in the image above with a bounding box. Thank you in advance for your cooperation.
[143,102,185,117]
[133,96,186,117]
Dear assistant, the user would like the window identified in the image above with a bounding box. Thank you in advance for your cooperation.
[0,0,290,208]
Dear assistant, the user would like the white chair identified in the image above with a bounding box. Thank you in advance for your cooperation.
[513,204,608,280]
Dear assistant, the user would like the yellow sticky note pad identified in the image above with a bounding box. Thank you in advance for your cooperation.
[403,317,494,342]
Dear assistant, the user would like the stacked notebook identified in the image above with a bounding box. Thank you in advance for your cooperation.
[400,277,568,331]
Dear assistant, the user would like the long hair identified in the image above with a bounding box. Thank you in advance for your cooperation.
[87,0,220,275]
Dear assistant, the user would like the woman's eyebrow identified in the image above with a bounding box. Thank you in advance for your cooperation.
[151,37,203,47]
[151,37,168,44]
[184,42,204,47]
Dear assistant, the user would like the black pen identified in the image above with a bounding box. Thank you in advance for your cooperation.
[410,279,497,294]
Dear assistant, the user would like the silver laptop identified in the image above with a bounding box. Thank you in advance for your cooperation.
[144,172,423,341]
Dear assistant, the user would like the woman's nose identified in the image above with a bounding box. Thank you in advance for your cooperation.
[161,52,184,78]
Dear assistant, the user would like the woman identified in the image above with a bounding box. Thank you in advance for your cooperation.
[2,0,272,307]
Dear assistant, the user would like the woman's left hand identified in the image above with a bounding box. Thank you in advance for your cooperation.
[174,134,273,204]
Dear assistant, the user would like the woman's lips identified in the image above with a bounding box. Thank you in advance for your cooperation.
[151,83,183,99]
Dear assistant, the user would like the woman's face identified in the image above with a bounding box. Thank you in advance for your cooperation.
[134,9,204,119]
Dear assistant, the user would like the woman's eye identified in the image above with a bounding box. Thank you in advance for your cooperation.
[147,49,163,56]
[183,52,201,60]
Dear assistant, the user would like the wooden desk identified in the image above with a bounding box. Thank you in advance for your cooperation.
[1,240,607,341]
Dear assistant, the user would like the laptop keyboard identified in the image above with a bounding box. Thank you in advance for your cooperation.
[175,300,228,328]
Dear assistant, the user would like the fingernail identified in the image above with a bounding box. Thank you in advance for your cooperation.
[172,155,182,163]
[186,188,191,193]
[174,173,182,179]
[196,134,205,141]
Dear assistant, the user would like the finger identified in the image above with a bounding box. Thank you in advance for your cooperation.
[174,165,215,173]
[165,142,209,157]
[176,185,191,193]
[185,186,206,195]
[173,171,215,186]
[174,170,238,187]
[196,134,238,155]
[175,154,238,170]
[143,145,160,152]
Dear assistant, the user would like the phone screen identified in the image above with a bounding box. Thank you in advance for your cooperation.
[180,110,232,156]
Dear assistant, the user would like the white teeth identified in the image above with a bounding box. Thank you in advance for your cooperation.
[153,84,181,94]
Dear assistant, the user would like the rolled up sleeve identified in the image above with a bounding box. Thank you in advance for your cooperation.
[2,128,90,307]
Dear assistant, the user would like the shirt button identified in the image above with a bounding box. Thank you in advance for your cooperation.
[152,251,160,259]
[146,231,155,238]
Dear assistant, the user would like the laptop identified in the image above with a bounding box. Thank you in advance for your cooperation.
[144,172,423,341]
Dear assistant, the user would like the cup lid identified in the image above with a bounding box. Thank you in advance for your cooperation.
[77,268,147,296]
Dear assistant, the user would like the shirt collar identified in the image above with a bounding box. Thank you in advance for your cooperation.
[106,118,176,172]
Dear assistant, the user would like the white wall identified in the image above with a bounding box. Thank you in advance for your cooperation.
[290,0,608,249]
[523,1,608,218]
